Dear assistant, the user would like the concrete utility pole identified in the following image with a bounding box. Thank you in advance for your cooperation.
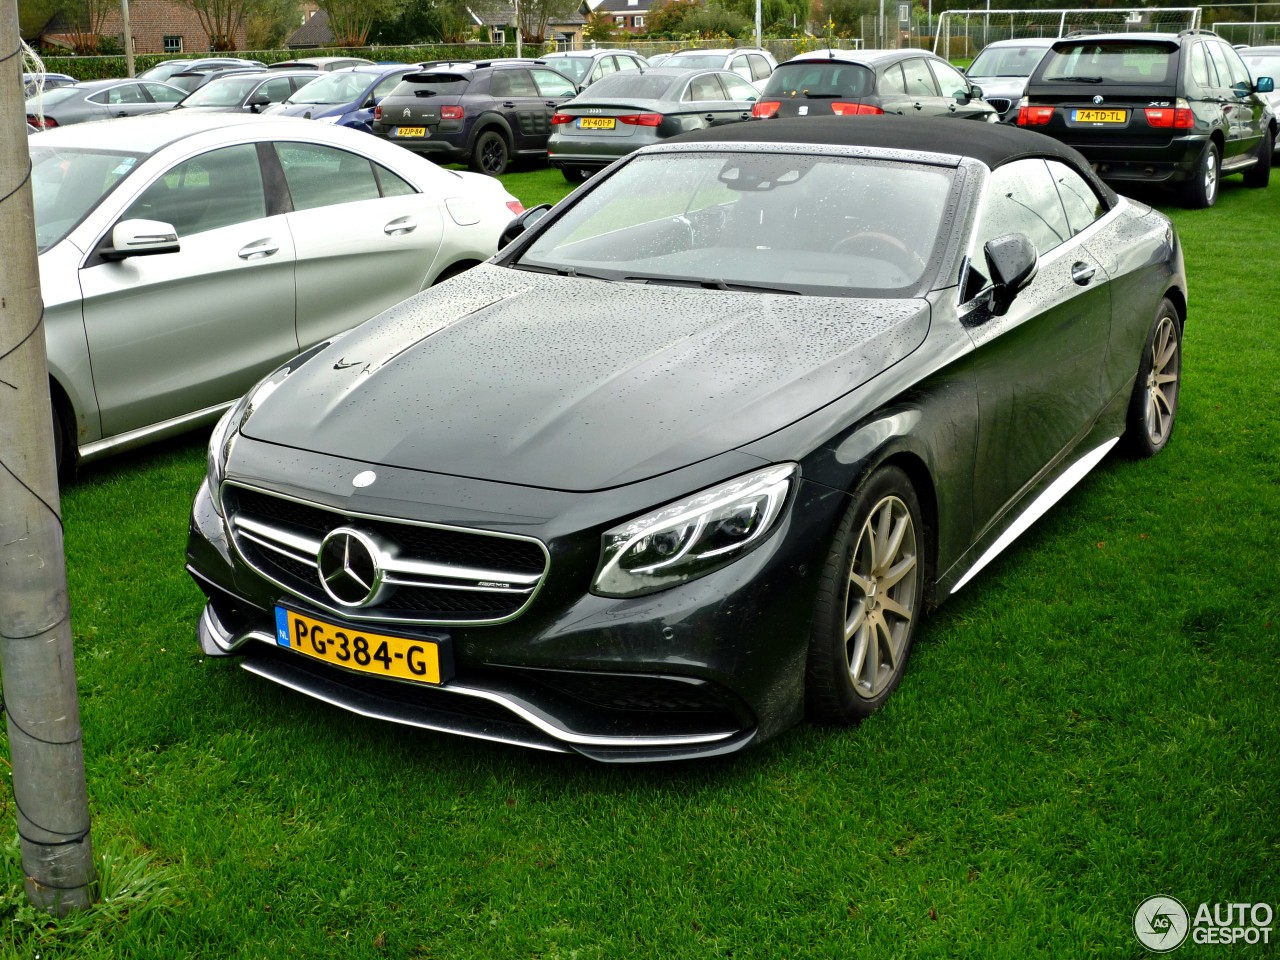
[0,13,96,916]
[120,0,134,77]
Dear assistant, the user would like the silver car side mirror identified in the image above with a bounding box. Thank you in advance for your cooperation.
[102,219,180,261]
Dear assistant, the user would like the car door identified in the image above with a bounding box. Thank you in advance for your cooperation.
[141,81,185,107]
[897,57,952,116]
[1217,41,1266,156]
[247,75,295,112]
[531,68,578,142]
[928,58,990,120]
[1204,41,1250,160]
[274,141,445,348]
[77,143,298,437]
[88,83,154,119]
[490,68,547,151]
[961,158,1112,531]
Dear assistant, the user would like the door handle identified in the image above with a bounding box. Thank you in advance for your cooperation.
[384,216,417,236]
[913,101,924,110]
[1071,261,1095,285]
[704,113,716,121]
[238,239,280,260]
[502,101,516,107]
[116,111,129,117]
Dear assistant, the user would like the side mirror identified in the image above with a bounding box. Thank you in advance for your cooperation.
[984,233,1038,316]
[248,95,270,112]
[102,219,180,261]
[968,83,984,100]
[1257,76,1275,93]
[499,204,552,248]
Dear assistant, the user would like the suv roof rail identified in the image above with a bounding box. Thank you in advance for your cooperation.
[1178,28,1221,37]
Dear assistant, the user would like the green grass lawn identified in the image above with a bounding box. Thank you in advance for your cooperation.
[2,166,1278,959]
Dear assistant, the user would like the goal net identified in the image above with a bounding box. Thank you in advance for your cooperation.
[1212,21,1280,45]
[934,7,1202,61]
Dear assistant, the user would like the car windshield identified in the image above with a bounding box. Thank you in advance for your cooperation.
[666,54,726,69]
[515,151,953,297]
[169,73,211,92]
[30,146,146,253]
[287,71,368,104]
[1240,51,1280,79]
[182,76,263,106]
[760,62,874,97]
[1039,42,1176,83]
[967,44,1050,78]
[25,86,83,110]
[548,58,591,84]
[577,73,676,99]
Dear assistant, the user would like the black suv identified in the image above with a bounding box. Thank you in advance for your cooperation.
[1017,30,1276,207]
[372,59,578,175]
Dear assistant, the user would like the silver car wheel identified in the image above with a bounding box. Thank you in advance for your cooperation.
[1144,313,1181,448]
[845,494,919,700]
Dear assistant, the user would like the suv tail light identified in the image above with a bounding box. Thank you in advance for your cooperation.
[619,113,662,126]
[831,102,883,116]
[551,112,574,125]
[752,101,780,118]
[1144,99,1194,129]
[1016,102,1054,126]
[373,105,382,121]
[440,105,464,120]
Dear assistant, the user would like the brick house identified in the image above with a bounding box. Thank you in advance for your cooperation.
[35,0,246,55]
[587,0,655,34]
[468,2,587,48]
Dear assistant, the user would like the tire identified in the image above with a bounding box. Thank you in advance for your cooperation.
[1120,298,1183,459]
[1243,128,1273,188]
[560,166,585,183]
[806,465,926,724]
[51,389,75,483]
[1180,142,1219,208]
[469,130,509,176]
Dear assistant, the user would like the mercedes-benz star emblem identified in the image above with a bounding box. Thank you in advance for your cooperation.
[1093,95,1104,104]
[317,527,387,607]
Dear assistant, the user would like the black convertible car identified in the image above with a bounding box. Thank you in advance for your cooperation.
[187,118,1187,762]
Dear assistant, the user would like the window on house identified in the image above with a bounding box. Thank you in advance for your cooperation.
[614,16,624,25]
[634,16,644,27]
[163,35,182,53]
[491,28,505,43]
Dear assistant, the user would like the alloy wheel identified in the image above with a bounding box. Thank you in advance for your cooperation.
[1144,314,1181,447]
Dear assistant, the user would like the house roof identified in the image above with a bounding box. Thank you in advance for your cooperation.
[591,0,656,13]
[287,9,333,48]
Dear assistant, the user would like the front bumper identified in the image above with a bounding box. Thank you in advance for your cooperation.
[186,447,846,762]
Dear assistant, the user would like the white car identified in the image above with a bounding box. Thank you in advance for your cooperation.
[30,114,523,475]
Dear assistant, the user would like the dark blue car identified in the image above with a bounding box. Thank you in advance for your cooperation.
[267,64,418,133]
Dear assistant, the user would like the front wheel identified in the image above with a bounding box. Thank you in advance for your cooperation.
[1120,298,1182,459]
[806,465,926,724]
[469,130,509,176]
[1181,142,1219,208]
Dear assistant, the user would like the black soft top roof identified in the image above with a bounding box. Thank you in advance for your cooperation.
[672,115,1119,205]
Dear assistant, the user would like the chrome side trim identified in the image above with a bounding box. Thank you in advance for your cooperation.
[951,436,1119,594]
[79,400,233,463]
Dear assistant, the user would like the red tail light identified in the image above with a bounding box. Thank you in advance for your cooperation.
[551,112,574,125]
[1016,105,1054,126]
[1144,106,1193,129]
[831,102,883,116]
[27,115,57,129]
[752,101,780,118]
[373,105,382,120]
[440,105,464,121]
[619,113,662,126]
[506,200,525,215]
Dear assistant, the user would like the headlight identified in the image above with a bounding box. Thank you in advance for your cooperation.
[592,463,797,598]
[206,337,340,514]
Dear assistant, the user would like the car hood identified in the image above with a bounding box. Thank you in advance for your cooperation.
[241,265,930,491]
[273,102,346,118]
[968,77,1027,100]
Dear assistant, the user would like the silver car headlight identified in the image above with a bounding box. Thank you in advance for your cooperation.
[592,463,797,598]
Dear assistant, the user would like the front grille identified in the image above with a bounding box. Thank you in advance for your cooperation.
[225,484,549,625]
[987,97,1012,115]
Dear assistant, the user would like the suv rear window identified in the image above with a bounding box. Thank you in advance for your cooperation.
[392,73,471,97]
[761,62,874,98]
[1039,42,1176,84]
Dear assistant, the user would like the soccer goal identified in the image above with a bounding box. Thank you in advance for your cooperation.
[933,7,1202,61]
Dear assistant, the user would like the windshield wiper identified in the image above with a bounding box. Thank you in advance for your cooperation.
[1048,75,1104,83]
[509,263,615,282]
[624,274,800,295]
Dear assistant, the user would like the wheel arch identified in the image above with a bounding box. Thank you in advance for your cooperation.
[1162,285,1187,328]
[467,114,514,152]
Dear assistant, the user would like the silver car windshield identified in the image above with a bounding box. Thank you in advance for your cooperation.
[287,72,367,104]
[183,76,264,106]
[31,146,145,253]
[516,152,954,297]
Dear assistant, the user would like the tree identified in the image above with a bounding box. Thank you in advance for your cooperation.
[646,0,698,35]
[245,0,300,49]
[717,0,808,35]
[369,0,473,44]
[516,0,578,43]
[62,0,110,54]
[582,9,616,42]
[320,0,409,45]
[175,0,251,49]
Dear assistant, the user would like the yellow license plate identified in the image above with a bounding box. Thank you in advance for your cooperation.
[395,126,426,137]
[579,117,616,130]
[1073,109,1126,123]
[275,607,446,685]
